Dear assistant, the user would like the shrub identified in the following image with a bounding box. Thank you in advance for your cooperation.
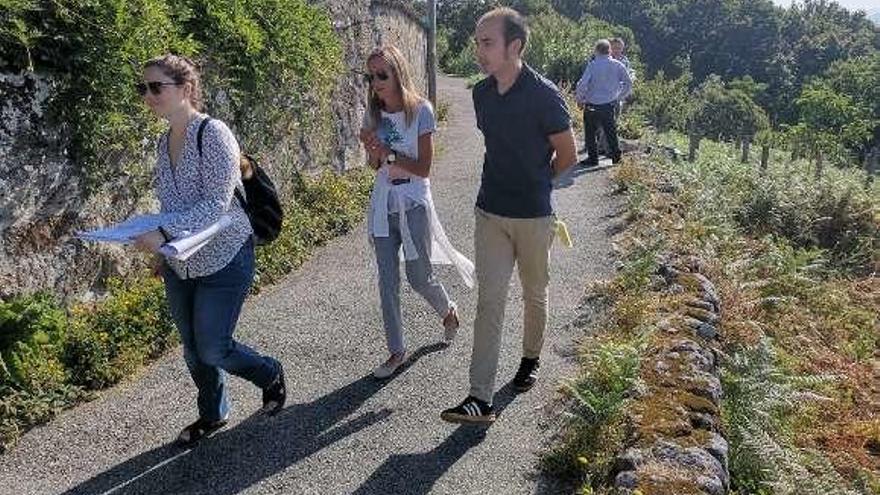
[629,70,692,132]
[0,0,342,195]
[64,276,175,389]
[0,293,83,454]
[526,12,635,84]
[543,337,642,488]
[442,38,479,77]
[0,293,68,393]
[254,168,373,287]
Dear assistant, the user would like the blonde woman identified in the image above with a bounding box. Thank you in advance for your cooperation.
[133,55,285,446]
[359,46,474,379]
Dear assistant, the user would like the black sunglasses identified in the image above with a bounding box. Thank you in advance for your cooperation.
[364,71,390,83]
[135,81,183,96]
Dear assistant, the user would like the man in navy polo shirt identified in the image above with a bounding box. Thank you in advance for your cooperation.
[441,7,577,424]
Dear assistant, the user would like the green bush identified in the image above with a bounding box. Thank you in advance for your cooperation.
[255,169,373,287]
[722,339,856,495]
[655,133,879,275]
[442,38,479,77]
[688,75,769,143]
[0,294,84,453]
[0,0,342,194]
[617,109,646,140]
[64,276,175,389]
[526,12,635,84]
[0,293,68,392]
[629,70,692,132]
[737,176,879,271]
[543,338,642,488]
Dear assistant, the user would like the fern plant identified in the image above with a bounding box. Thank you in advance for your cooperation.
[722,337,863,494]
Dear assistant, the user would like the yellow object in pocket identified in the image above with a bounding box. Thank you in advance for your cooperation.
[555,219,573,248]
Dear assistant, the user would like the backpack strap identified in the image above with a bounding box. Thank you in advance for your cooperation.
[196,117,211,157]
[197,116,248,211]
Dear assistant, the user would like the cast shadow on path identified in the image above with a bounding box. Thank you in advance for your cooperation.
[553,160,613,190]
[63,343,448,495]
[352,382,520,495]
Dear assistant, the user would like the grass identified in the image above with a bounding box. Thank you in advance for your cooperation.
[546,131,879,494]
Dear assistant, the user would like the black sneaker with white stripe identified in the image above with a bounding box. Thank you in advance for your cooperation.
[513,357,540,392]
[440,396,496,424]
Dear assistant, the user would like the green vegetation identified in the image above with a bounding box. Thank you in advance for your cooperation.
[439,0,879,172]
[548,131,879,493]
[0,0,342,193]
[524,11,634,83]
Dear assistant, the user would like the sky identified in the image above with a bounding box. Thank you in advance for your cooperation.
[771,0,880,12]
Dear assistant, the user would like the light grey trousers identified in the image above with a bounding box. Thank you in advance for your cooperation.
[373,205,452,355]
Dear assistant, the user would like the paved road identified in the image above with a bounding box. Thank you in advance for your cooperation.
[0,75,619,495]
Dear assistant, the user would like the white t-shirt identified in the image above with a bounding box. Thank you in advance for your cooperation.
[365,101,436,212]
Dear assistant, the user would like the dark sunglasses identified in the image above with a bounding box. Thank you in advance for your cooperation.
[135,81,183,96]
[364,71,390,84]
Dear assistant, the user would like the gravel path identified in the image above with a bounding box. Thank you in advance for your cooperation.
[0,75,619,495]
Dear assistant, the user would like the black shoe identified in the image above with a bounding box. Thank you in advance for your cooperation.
[580,159,599,168]
[440,396,496,424]
[262,362,286,415]
[176,417,227,447]
[513,357,540,392]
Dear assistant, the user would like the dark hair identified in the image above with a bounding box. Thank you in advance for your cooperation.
[143,54,203,110]
[610,37,625,47]
[595,39,611,55]
[478,7,529,55]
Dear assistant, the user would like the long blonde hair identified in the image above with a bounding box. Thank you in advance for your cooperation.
[365,45,423,129]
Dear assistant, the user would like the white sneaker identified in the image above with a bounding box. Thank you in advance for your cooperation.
[443,306,460,343]
[373,352,406,379]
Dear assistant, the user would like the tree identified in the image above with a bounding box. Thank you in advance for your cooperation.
[687,75,769,162]
[811,54,880,164]
[525,12,635,83]
[788,83,875,176]
[630,69,692,133]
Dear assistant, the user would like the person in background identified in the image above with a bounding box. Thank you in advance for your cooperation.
[575,39,633,167]
[609,37,635,115]
[359,45,474,380]
[133,54,285,447]
[440,8,577,424]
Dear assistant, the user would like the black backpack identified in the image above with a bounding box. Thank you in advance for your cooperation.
[197,118,283,245]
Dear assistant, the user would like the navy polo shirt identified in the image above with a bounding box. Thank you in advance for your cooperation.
[473,64,571,218]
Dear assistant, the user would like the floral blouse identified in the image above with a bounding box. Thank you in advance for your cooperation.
[155,114,252,279]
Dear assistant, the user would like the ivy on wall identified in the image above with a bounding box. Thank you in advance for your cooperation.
[1,0,343,194]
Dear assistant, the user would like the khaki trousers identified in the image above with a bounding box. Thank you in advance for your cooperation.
[469,207,555,403]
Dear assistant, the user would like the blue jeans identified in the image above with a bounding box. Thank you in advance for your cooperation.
[163,238,279,421]
[373,205,452,355]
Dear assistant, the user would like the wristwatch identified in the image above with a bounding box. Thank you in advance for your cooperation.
[386,151,397,165]
[158,226,172,243]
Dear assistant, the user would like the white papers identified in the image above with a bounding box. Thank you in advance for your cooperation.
[77,214,174,244]
[158,215,232,261]
[78,214,233,261]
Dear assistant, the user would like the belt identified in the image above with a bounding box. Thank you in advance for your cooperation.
[391,178,410,185]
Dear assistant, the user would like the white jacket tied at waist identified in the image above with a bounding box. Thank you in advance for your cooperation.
[368,167,475,288]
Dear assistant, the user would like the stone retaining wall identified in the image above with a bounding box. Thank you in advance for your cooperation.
[613,260,730,495]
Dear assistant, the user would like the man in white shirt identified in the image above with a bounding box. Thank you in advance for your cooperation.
[575,39,633,166]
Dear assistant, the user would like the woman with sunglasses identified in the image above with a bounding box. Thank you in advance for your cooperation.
[360,46,474,379]
[132,54,285,446]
